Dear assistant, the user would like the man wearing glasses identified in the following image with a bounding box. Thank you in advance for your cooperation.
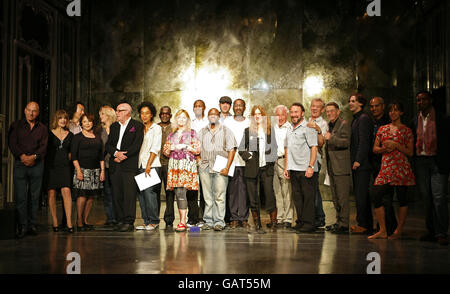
[106,102,144,232]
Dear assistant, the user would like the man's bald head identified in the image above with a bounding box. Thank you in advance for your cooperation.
[24,101,40,123]
[369,96,385,120]
[208,108,220,116]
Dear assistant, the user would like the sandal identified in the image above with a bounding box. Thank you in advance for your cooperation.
[175,223,186,232]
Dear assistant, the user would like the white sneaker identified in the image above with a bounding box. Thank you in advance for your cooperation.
[145,224,159,231]
[136,225,146,230]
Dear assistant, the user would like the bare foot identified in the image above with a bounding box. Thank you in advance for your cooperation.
[368,231,388,239]
[388,231,402,240]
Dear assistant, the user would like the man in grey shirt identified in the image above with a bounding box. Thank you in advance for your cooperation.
[198,108,237,231]
[283,103,318,233]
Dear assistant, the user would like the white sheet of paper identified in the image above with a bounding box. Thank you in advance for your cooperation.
[212,155,235,177]
[134,169,161,191]
[323,170,330,186]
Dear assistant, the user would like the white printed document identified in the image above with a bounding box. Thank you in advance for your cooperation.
[134,169,161,191]
[212,155,235,177]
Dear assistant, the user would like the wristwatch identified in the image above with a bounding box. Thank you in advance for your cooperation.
[308,165,314,169]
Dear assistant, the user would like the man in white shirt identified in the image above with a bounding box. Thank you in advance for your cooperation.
[106,102,144,232]
[307,98,328,228]
[188,99,209,226]
[224,99,250,229]
[273,105,293,228]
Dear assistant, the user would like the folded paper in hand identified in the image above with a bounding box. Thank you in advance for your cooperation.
[134,169,161,191]
[212,155,235,177]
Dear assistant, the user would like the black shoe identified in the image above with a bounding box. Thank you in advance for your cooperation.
[83,223,94,231]
[437,237,448,246]
[76,226,85,232]
[113,223,123,231]
[315,221,326,228]
[296,225,316,233]
[289,223,303,231]
[331,226,349,234]
[16,226,26,239]
[326,223,339,231]
[27,226,38,236]
[419,233,436,242]
[67,227,74,234]
[119,224,134,232]
[266,222,277,229]
[52,226,59,232]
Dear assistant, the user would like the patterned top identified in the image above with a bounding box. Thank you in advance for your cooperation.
[163,129,201,190]
[374,125,415,186]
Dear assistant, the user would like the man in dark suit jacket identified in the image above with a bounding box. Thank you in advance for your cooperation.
[106,103,144,232]
[324,102,351,234]
[349,93,374,234]
[411,91,449,246]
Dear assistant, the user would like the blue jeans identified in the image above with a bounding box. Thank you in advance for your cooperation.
[14,160,44,228]
[137,168,162,225]
[415,157,449,238]
[103,169,116,223]
[199,166,228,227]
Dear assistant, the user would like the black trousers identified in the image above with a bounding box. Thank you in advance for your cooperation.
[352,168,373,230]
[187,189,200,224]
[111,165,138,225]
[370,171,397,235]
[228,167,249,222]
[160,164,175,225]
[246,165,276,214]
[290,171,316,228]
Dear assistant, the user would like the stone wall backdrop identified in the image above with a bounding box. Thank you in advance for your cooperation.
[78,0,448,202]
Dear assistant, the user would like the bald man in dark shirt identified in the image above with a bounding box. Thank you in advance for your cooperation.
[8,101,48,238]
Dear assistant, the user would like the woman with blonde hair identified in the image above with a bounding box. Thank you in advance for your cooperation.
[238,105,278,232]
[97,105,117,226]
[46,110,74,233]
[163,110,201,232]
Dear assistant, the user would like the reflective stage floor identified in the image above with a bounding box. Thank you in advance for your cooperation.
[0,200,449,274]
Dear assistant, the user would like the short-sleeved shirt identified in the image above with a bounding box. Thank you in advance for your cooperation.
[274,121,292,157]
[71,132,104,169]
[224,117,250,167]
[285,119,318,172]
[374,125,415,186]
[308,116,329,165]
[198,123,237,172]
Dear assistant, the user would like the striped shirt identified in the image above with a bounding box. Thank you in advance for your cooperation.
[198,123,237,171]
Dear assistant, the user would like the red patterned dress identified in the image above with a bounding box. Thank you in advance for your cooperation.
[374,125,415,186]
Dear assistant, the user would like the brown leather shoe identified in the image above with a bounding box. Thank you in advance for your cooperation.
[351,225,368,234]
[241,220,250,229]
[231,221,239,229]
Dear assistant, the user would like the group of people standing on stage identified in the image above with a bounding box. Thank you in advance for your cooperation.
[8,91,449,245]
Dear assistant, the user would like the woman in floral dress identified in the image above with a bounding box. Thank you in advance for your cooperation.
[369,101,415,240]
[163,110,201,232]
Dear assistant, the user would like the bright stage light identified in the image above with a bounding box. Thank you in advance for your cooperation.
[180,64,243,115]
[303,75,324,97]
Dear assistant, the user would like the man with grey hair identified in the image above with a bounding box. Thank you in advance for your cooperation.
[307,98,328,228]
[9,101,48,238]
[273,105,293,228]
[106,102,144,232]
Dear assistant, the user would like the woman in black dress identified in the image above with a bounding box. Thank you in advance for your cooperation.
[71,113,105,231]
[47,110,74,233]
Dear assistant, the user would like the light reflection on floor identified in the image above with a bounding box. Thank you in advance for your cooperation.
[0,201,449,274]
